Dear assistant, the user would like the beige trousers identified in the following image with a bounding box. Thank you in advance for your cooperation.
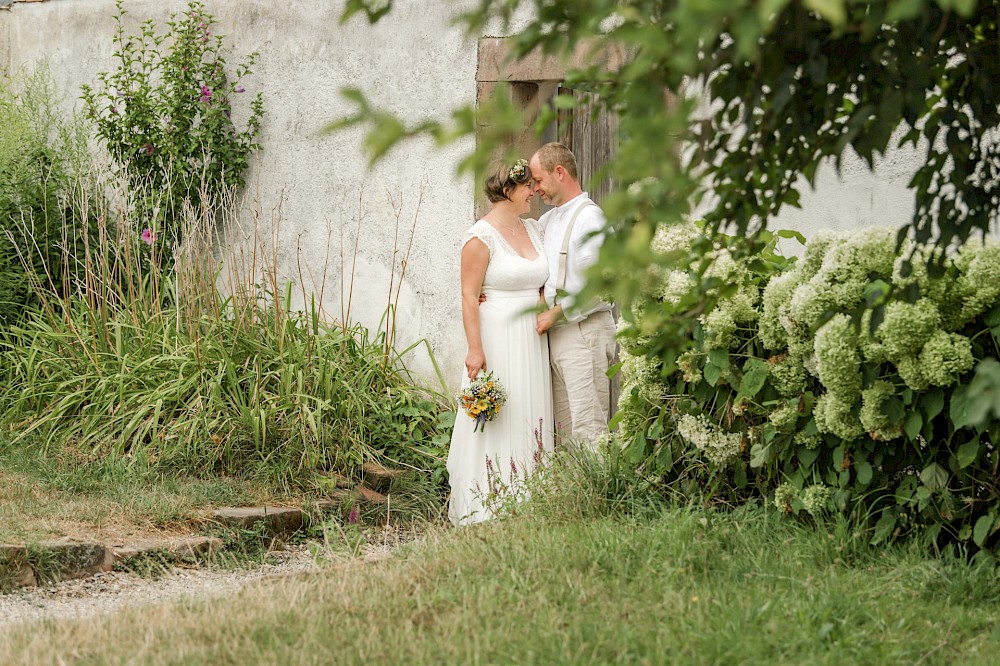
[548,310,617,447]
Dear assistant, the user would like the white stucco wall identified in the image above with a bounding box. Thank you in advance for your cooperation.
[1,0,922,389]
[1,0,478,388]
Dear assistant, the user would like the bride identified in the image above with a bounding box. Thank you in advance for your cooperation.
[446,158,554,526]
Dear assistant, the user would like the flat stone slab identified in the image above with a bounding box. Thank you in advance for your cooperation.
[1,538,111,588]
[362,462,405,491]
[0,545,36,588]
[112,536,224,563]
[357,486,388,505]
[211,506,304,536]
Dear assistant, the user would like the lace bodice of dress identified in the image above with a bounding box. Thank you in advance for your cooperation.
[462,219,549,292]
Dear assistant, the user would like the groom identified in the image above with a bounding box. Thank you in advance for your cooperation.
[530,142,617,447]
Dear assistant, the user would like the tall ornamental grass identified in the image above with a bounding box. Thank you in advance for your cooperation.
[615,224,1000,557]
[0,174,449,484]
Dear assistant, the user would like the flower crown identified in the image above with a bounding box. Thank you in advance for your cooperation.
[508,159,528,182]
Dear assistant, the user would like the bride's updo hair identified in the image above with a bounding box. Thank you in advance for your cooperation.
[483,158,531,203]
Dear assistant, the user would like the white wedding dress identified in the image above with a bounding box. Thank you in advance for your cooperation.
[447,219,554,526]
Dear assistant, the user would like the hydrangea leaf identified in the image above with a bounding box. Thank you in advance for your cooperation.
[736,358,768,403]
[956,439,980,469]
[703,362,722,387]
[974,513,996,548]
[798,446,820,470]
[855,460,873,486]
[749,442,772,469]
[625,430,647,464]
[904,411,923,440]
[882,397,905,425]
[919,462,949,491]
[871,510,897,545]
[922,390,945,422]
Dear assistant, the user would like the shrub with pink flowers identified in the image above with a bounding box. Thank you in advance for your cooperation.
[81,0,263,253]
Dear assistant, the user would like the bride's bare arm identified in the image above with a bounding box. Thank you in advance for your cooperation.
[461,238,490,379]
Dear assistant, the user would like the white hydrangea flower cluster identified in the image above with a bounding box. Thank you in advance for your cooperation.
[800,484,831,517]
[767,353,808,397]
[701,286,759,351]
[859,380,903,441]
[620,351,668,404]
[814,314,862,400]
[773,482,797,512]
[957,241,1000,321]
[676,413,742,467]
[767,401,800,432]
[760,228,999,443]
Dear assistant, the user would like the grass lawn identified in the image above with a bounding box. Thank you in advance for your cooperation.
[0,435,288,544]
[2,502,999,665]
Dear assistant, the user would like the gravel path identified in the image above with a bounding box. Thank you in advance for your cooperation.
[0,526,419,630]
[0,545,319,629]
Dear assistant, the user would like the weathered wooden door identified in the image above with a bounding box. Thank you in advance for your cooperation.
[555,85,618,205]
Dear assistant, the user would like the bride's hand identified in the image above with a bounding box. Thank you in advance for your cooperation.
[465,349,486,380]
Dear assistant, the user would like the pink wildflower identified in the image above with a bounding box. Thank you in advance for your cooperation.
[199,85,212,103]
[141,228,156,245]
[348,505,359,525]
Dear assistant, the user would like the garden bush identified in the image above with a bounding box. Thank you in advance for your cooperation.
[0,184,450,485]
[0,69,89,334]
[616,225,1000,556]
[81,0,263,252]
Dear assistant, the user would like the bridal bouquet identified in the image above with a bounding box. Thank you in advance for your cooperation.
[457,371,508,433]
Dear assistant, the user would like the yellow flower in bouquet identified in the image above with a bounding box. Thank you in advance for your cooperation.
[457,371,508,432]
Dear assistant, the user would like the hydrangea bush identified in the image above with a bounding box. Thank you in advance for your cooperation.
[616,225,1000,555]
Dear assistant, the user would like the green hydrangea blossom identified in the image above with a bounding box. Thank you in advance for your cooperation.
[859,380,903,441]
[896,355,929,391]
[958,241,1000,320]
[767,353,809,397]
[768,401,800,432]
[814,314,861,401]
[814,392,863,441]
[676,413,742,467]
[875,298,940,361]
[919,330,974,387]
[702,287,758,350]
[774,482,797,512]
[760,270,798,350]
[801,484,831,517]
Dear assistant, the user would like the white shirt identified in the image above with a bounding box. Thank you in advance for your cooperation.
[538,192,614,323]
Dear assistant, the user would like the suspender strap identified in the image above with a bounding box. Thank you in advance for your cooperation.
[555,200,598,304]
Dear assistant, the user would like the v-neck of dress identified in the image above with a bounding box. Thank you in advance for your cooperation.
[485,221,542,261]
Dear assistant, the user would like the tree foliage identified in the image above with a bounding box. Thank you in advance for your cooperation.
[336,0,997,273]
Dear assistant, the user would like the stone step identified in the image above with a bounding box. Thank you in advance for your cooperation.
[361,462,405,491]
[111,536,224,564]
[1,538,112,588]
[210,506,305,537]
[2,491,393,590]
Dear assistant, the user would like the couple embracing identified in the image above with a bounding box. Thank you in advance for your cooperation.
[446,142,617,526]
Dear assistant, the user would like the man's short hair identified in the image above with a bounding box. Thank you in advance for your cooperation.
[534,142,578,181]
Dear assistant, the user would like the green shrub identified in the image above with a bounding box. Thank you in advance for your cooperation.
[81,0,263,250]
[0,69,88,333]
[617,225,1000,556]
[0,188,449,485]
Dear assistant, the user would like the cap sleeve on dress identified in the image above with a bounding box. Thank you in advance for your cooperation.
[462,221,495,257]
